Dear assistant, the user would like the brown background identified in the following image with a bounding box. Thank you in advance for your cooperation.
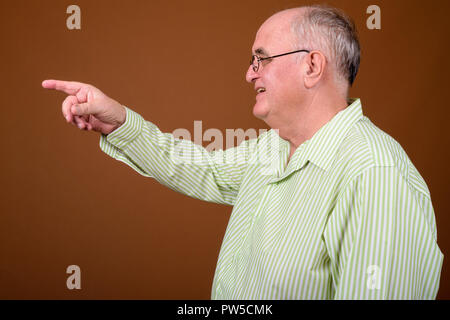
[1,0,449,299]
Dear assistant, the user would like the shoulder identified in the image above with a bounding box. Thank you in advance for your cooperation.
[336,116,431,198]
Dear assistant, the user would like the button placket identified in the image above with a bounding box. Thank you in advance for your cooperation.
[233,181,273,262]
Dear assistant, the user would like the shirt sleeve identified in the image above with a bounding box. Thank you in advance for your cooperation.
[323,166,444,299]
[99,107,257,206]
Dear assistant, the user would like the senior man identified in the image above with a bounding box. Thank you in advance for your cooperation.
[43,5,443,299]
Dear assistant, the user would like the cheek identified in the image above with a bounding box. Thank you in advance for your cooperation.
[269,82,296,103]
[263,72,284,99]
[269,66,299,90]
[262,65,303,104]
[274,72,303,99]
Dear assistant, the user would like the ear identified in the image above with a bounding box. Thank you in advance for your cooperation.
[303,51,327,89]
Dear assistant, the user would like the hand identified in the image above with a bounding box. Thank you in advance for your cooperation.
[42,79,126,135]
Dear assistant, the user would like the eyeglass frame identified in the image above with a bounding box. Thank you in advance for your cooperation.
[250,49,311,72]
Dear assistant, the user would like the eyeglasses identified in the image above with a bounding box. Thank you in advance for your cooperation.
[250,49,310,72]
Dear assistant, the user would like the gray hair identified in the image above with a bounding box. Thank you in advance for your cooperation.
[291,5,360,86]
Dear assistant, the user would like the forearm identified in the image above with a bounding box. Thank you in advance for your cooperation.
[100,107,248,205]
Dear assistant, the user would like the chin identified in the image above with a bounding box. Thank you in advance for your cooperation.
[252,101,270,120]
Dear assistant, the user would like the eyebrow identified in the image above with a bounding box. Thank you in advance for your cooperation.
[254,48,269,56]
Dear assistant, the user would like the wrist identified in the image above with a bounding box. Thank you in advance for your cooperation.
[111,105,126,131]
[118,105,126,126]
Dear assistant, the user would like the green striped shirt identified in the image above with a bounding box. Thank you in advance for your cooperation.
[100,98,443,299]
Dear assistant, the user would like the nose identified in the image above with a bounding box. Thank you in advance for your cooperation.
[246,64,259,83]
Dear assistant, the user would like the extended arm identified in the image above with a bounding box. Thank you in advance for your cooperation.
[100,107,256,205]
[43,79,257,206]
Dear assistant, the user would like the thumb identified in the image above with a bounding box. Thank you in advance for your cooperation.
[71,102,96,116]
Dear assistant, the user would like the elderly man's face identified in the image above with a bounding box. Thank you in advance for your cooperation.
[246,12,306,129]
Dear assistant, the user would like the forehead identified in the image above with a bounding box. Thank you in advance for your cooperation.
[252,11,298,55]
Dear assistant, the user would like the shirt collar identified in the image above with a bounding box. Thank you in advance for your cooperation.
[272,98,363,181]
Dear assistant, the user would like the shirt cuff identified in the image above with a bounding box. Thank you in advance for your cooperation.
[99,106,145,160]
[103,106,144,149]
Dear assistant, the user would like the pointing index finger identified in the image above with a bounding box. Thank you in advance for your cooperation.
[42,79,88,95]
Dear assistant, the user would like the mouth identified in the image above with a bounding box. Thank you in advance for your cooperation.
[256,87,266,94]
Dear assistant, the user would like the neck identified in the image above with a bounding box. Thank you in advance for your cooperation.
[282,93,348,162]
